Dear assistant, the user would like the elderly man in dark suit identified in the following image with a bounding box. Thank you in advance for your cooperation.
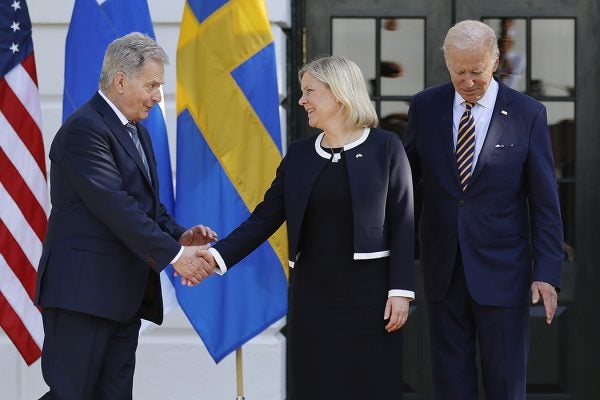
[404,20,564,400]
[36,32,215,400]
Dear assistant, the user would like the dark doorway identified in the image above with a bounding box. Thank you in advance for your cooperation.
[290,0,600,398]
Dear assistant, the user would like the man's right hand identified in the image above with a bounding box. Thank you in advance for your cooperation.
[172,246,215,286]
[176,249,218,287]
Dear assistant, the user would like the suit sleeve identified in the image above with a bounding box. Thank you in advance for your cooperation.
[212,155,287,269]
[155,201,186,241]
[526,105,564,288]
[387,134,415,292]
[60,119,181,272]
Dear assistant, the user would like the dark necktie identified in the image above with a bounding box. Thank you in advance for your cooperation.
[456,102,476,191]
[125,122,151,181]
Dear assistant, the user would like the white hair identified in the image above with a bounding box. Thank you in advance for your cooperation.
[99,32,168,91]
[442,20,499,63]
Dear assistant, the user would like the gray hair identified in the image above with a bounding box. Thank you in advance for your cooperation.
[99,32,168,91]
[299,55,378,128]
[442,20,499,63]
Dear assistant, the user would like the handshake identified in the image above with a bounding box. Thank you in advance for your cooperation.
[171,224,219,287]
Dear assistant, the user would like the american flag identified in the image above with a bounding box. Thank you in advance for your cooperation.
[0,0,47,365]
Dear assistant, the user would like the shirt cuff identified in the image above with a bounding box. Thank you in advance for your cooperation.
[170,246,184,265]
[388,289,415,300]
[208,247,227,275]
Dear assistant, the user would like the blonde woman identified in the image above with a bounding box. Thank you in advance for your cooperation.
[200,56,414,399]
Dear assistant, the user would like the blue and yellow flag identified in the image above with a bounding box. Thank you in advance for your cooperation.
[175,0,288,362]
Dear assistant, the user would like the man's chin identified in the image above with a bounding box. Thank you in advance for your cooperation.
[461,92,479,103]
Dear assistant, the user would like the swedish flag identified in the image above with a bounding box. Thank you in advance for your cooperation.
[175,0,288,362]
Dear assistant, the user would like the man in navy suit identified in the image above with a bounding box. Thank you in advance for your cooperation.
[36,33,216,400]
[404,20,563,400]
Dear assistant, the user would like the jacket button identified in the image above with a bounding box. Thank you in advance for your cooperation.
[458,200,465,206]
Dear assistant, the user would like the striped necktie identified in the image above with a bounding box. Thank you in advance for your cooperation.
[125,122,151,181]
[456,101,476,191]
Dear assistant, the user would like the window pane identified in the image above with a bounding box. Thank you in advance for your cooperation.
[485,18,527,92]
[332,18,376,94]
[380,18,425,96]
[544,101,575,259]
[380,101,410,139]
[545,102,575,179]
[532,19,575,97]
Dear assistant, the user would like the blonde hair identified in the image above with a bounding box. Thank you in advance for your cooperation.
[299,56,378,128]
[442,20,499,64]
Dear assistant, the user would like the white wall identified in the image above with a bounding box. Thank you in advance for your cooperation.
[0,1,291,399]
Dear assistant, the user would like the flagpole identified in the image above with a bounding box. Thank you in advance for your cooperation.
[236,347,245,399]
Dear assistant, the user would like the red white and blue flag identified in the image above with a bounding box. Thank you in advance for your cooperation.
[0,0,48,365]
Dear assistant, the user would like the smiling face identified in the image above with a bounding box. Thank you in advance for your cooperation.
[445,46,498,103]
[298,72,344,130]
[113,60,164,122]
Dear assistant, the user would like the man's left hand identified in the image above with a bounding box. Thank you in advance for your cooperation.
[531,281,558,325]
[179,224,218,246]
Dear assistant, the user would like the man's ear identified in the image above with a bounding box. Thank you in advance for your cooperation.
[114,71,126,94]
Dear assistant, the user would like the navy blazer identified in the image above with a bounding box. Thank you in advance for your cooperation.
[213,128,415,291]
[36,93,185,324]
[404,79,564,306]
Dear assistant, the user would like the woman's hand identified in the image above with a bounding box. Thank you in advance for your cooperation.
[384,296,410,332]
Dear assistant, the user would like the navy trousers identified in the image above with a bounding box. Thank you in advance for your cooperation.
[427,255,529,400]
[39,307,141,400]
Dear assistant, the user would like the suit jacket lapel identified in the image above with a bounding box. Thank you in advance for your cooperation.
[90,94,154,188]
[135,123,158,187]
[296,146,329,203]
[114,121,154,187]
[289,138,329,226]
[439,84,461,185]
[469,81,513,187]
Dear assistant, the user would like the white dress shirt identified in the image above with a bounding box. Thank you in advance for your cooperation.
[452,78,499,173]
